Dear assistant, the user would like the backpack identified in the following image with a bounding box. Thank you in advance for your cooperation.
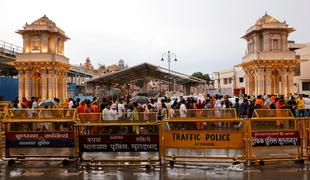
[255,104,261,109]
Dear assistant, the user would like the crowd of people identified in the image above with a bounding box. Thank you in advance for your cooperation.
[9,93,310,121]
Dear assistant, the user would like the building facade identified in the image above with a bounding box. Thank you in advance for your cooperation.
[238,13,300,97]
[211,67,245,96]
[15,15,70,101]
[294,43,310,94]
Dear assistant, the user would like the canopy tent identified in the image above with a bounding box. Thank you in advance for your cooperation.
[87,62,206,85]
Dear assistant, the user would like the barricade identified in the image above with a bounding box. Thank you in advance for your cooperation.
[172,108,237,119]
[0,111,4,160]
[75,112,161,170]
[248,109,304,165]
[162,109,247,166]
[305,118,310,159]
[3,108,77,165]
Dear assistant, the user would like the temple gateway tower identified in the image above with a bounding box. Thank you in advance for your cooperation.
[16,15,70,101]
[239,13,300,97]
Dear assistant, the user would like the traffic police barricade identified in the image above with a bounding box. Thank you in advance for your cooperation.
[305,116,310,159]
[248,109,304,166]
[3,108,77,165]
[162,109,247,167]
[75,112,160,171]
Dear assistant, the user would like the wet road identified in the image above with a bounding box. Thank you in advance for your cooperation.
[1,160,310,180]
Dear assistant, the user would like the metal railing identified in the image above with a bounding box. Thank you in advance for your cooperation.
[77,112,158,123]
[0,40,22,56]
[171,108,237,119]
[6,108,76,120]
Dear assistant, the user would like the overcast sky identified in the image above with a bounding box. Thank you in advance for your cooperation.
[2,0,310,75]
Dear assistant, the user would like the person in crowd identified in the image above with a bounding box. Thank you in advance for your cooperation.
[118,99,125,120]
[180,100,187,118]
[234,98,240,117]
[110,103,118,120]
[304,95,310,117]
[20,97,29,108]
[287,96,297,117]
[296,94,305,117]
[214,96,222,128]
[254,95,264,109]
[102,103,111,121]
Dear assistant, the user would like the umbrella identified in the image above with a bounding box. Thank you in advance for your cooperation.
[74,96,94,101]
[38,100,58,107]
[130,96,150,104]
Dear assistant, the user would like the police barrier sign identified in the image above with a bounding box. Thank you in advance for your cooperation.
[164,131,243,149]
[251,131,300,147]
[6,132,74,148]
[79,135,159,152]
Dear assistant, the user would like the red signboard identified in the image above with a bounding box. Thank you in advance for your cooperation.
[79,135,159,152]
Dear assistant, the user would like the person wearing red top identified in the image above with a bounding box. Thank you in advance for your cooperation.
[77,101,86,114]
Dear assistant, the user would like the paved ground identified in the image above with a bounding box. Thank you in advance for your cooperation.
[1,160,309,180]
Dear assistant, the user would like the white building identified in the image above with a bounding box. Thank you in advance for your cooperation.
[210,67,245,96]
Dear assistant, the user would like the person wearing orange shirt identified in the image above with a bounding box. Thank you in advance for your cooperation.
[254,95,264,109]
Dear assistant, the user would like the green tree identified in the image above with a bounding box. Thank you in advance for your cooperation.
[191,72,211,84]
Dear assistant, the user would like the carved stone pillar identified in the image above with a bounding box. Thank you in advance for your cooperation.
[281,33,288,52]
[31,72,37,97]
[265,67,272,95]
[41,69,48,100]
[55,73,60,99]
[245,73,250,95]
[253,34,259,52]
[18,70,25,99]
[263,32,270,51]
[257,68,265,96]
[254,72,258,96]
[63,75,67,100]
[48,69,54,99]
[280,68,288,97]
[24,70,31,100]
[287,68,295,96]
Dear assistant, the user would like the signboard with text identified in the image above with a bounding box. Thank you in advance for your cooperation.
[6,132,75,148]
[79,135,159,152]
[163,131,244,149]
[251,131,300,147]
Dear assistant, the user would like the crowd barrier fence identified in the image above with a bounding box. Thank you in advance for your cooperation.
[74,112,161,171]
[2,109,77,165]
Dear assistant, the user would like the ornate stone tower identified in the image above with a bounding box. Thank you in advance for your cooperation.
[15,15,70,101]
[239,13,299,97]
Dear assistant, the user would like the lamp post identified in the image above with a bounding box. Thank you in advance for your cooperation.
[161,51,177,92]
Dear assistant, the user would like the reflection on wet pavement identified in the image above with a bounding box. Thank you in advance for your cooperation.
[0,160,310,180]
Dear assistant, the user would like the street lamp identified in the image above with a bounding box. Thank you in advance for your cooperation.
[161,51,177,92]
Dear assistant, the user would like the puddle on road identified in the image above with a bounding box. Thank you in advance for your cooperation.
[9,168,24,177]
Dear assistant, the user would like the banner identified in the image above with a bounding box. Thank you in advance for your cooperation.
[6,132,74,148]
[164,131,243,149]
[79,135,159,152]
[252,131,300,147]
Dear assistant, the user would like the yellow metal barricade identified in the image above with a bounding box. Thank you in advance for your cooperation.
[248,109,304,165]
[162,108,248,166]
[304,118,310,159]
[172,108,237,119]
[75,112,161,170]
[3,109,77,165]
[0,110,4,160]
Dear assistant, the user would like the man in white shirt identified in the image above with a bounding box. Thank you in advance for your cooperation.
[117,99,125,120]
[179,100,187,118]
[68,98,74,109]
[102,104,111,120]
[304,95,310,117]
